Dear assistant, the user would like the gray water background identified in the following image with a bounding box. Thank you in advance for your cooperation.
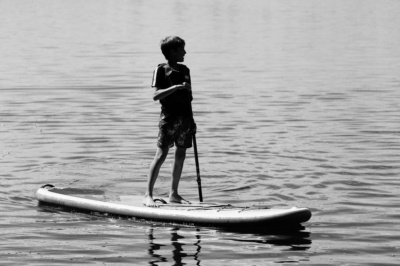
[1,0,400,265]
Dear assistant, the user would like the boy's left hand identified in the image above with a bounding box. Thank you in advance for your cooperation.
[182,82,191,91]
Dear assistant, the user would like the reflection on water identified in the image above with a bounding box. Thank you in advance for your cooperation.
[147,227,202,266]
[145,225,311,266]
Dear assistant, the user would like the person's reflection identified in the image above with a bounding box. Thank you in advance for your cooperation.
[170,227,202,266]
[147,226,202,266]
[147,228,168,265]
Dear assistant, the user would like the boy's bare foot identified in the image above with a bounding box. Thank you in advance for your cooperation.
[169,193,191,204]
[143,195,159,207]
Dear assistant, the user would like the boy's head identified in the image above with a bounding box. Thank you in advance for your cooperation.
[160,36,186,61]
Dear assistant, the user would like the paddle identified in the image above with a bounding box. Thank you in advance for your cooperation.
[192,134,203,202]
[189,99,203,202]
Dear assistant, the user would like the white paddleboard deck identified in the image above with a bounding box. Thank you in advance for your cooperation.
[36,185,311,227]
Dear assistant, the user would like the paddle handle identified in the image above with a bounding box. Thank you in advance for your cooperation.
[192,134,203,202]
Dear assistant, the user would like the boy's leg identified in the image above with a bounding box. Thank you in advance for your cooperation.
[144,146,169,207]
[169,146,190,204]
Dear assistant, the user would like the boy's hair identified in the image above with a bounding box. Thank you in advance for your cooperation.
[160,36,185,60]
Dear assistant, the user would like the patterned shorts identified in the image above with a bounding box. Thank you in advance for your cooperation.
[157,114,197,149]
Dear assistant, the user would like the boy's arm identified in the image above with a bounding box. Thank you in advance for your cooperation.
[153,83,191,101]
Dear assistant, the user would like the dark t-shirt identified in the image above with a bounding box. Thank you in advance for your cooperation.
[151,63,193,116]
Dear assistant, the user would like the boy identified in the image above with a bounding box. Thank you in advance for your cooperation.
[144,36,196,207]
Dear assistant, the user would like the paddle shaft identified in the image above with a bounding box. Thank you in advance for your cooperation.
[192,133,203,202]
[188,98,203,202]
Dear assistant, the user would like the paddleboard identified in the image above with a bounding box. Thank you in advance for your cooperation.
[36,184,311,227]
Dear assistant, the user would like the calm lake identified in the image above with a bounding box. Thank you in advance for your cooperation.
[1,0,400,265]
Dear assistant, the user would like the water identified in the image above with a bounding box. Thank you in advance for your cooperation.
[1,0,400,265]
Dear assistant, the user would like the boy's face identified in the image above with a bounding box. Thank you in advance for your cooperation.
[169,46,186,63]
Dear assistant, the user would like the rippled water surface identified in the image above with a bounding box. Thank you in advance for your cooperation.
[1,0,400,265]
